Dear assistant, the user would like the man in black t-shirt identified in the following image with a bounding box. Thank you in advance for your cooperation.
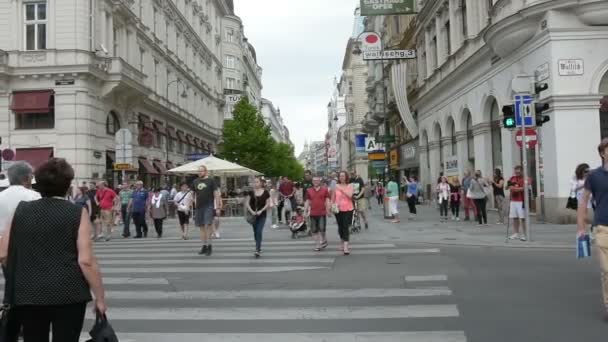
[350,170,369,229]
[193,165,221,256]
[301,170,313,201]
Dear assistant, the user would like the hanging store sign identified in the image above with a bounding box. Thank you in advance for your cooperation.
[360,0,416,16]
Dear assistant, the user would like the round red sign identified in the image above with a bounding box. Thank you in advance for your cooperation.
[515,128,538,149]
[2,149,15,161]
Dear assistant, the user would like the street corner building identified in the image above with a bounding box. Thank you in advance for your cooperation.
[412,0,608,223]
[0,0,243,187]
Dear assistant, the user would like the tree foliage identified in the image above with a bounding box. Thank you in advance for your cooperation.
[219,98,304,180]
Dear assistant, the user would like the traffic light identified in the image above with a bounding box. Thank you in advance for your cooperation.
[502,105,516,129]
[534,82,550,126]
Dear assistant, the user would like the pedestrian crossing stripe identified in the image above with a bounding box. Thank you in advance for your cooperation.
[0,277,171,285]
[80,331,467,342]
[97,266,330,273]
[98,258,335,265]
[405,275,449,282]
[83,304,460,320]
[93,243,398,251]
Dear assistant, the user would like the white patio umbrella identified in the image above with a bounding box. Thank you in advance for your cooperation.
[167,155,261,176]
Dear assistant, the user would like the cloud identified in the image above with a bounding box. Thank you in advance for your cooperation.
[233,0,357,155]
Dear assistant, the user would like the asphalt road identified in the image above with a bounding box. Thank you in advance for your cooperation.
[56,215,605,342]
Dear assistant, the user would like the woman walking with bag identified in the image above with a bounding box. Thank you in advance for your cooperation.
[0,158,106,342]
[175,183,194,240]
[150,187,169,238]
[468,170,489,226]
[246,177,271,258]
[404,176,418,220]
[332,171,354,255]
[436,176,450,222]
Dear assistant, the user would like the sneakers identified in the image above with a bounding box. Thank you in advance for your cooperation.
[271,224,278,229]
[520,235,527,242]
[456,217,460,221]
[213,231,221,239]
[509,233,520,240]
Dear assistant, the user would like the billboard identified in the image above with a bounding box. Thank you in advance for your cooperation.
[360,0,416,16]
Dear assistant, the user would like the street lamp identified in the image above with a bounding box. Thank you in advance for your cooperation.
[352,31,392,219]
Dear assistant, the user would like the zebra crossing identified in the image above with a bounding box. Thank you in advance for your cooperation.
[72,236,467,341]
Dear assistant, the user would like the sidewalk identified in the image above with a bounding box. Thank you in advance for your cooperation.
[360,201,575,249]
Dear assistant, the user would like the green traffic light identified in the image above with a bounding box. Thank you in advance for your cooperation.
[503,117,516,129]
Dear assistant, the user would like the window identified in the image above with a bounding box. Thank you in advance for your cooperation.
[13,91,55,130]
[226,77,236,89]
[226,55,236,69]
[176,32,181,57]
[167,130,175,152]
[24,2,47,50]
[154,60,159,92]
[153,7,158,34]
[445,21,451,55]
[16,112,54,129]
[155,128,162,148]
[461,0,468,38]
[139,48,145,73]
[166,69,171,98]
[113,27,118,57]
[106,111,120,135]
[165,20,170,43]
[177,137,184,153]
[226,28,234,42]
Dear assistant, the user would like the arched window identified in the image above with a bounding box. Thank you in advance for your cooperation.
[106,111,120,135]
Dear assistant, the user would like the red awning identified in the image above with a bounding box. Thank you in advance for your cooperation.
[153,160,167,174]
[186,134,195,145]
[139,116,154,130]
[138,158,159,174]
[193,137,200,148]
[176,131,187,143]
[199,140,206,150]
[167,126,177,139]
[153,121,166,135]
[15,148,53,170]
[11,90,54,114]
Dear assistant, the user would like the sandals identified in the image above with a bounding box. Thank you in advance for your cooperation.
[321,241,329,249]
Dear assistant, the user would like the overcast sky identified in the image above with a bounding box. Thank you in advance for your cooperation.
[233,0,357,155]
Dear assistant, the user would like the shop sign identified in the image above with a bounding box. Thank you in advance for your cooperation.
[399,139,419,169]
[360,0,416,16]
[390,149,399,170]
[368,152,385,161]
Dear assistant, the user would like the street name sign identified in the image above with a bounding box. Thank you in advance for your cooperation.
[363,49,416,61]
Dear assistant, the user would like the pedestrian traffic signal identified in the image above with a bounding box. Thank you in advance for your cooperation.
[535,103,550,126]
[535,82,548,95]
[502,105,516,129]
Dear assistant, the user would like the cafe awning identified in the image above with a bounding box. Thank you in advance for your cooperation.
[15,148,53,170]
[153,160,167,174]
[11,90,54,114]
[153,121,166,135]
[138,158,158,174]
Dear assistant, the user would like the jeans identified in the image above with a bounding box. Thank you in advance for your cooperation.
[154,218,164,237]
[407,195,417,214]
[495,195,506,223]
[132,211,148,237]
[252,214,266,252]
[377,195,383,205]
[121,204,131,236]
[439,199,449,217]
[336,210,353,242]
[451,201,460,217]
[474,198,488,224]
[12,302,86,342]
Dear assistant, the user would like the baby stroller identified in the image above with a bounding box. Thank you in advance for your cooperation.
[289,207,308,239]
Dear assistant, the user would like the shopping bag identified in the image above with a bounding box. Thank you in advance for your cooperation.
[577,234,591,259]
[86,312,119,342]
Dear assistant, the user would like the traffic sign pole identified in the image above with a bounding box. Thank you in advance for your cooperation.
[518,97,532,242]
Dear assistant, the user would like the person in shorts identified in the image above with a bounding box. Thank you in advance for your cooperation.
[174,182,193,240]
[507,165,532,241]
[193,165,221,256]
[305,176,330,251]
[350,170,369,229]
[95,181,117,241]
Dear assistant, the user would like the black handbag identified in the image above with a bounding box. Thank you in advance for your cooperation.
[246,194,257,225]
[566,196,578,210]
[86,311,119,342]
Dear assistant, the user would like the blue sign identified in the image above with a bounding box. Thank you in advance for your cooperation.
[514,95,534,127]
[355,134,368,153]
[186,153,210,161]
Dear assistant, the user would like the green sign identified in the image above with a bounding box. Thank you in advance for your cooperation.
[360,0,416,16]
[380,135,396,143]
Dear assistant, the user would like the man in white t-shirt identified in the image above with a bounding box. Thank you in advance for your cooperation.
[0,161,41,237]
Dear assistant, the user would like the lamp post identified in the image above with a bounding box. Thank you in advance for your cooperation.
[165,79,188,184]
[352,31,392,218]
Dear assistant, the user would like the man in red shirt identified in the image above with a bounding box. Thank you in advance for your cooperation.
[96,181,118,241]
[305,177,330,251]
[507,166,532,241]
[278,176,296,224]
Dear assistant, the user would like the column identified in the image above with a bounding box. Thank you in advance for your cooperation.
[107,13,114,56]
[99,9,106,48]
[441,136,452,169]
[472,123,493,177]
[455,131,468,177]
[419,145,430,191]
[465,0,477,38]
[425,28,433,76]
[428,140,441,186]
[449,0,458,51]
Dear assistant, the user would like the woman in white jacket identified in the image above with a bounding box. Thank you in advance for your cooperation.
[436,176,451,222]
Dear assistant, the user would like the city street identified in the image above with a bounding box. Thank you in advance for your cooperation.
[34,206,599,342]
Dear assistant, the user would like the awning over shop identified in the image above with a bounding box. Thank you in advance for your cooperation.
[11,90,54,114]
[153,121,166,135]
[199,140,207,151]
[138,158,158,174]
[176,130,187,143]
[193,137,200,149]
[153,160,167,174]
[391,63,418,138]
[139,116,154,130]
[167,126,177,139]
[15,148,53,170]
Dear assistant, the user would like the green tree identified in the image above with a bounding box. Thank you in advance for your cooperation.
[267,142,304,179]
[219,98,274,173]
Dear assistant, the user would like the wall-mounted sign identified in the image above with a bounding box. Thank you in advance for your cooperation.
[55,79,75,86]
[365,137,385,152]
[360,0,416,16]
[368,152,385,161]
[399,139,419,169]
[93,151,103,159]
[1,149,15,161]
[389,149,399,170]
[445,155,459,176]
[535,62,550,82]
[558,59,584,76]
